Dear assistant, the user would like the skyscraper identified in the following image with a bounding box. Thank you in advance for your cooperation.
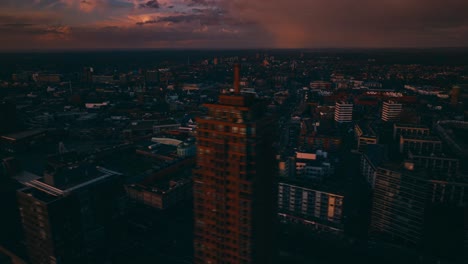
[193,64,276,264]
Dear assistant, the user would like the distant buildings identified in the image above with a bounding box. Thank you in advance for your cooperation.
[334,102,353,123]
[81,67,93,84]
[145,70,159,84]
[451,85,461,106]
[310,81,332,90]
[33,74,61,84]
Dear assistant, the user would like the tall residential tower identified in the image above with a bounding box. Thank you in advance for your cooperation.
[193,64,276,264]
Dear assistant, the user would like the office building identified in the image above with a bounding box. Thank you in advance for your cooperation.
[399,135,442,154]
[393,124,430,141]
[193,64,276,264]
[381,101,402,122]
[370,166,427,246]
[277,180,344,235]
[334,102,353,123]
[17,164,125,264]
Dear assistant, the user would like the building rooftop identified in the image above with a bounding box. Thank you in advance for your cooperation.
[279,176,346,196]
[364,144,388,167]
[127,177,191,195]
[394,123,430,129]
[18,186,61,204]
[18,166,121,203]
[1,129,47,142]
[400,135,441,141]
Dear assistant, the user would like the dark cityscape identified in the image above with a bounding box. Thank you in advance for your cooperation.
[1,1,468,264]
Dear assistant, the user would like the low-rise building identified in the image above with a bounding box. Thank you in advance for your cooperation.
[355,122,379,153]
[125,177,191,210]
[393,123,430,141]
[399,135,442,154]
[278,180,345,235]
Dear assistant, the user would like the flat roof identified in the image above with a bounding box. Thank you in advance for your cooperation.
[400,135,441,141]
[1,129,47,142]
[18,166,121,202]
[394,123,430,129]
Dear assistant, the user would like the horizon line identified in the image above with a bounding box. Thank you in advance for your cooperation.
[1,46,468,53]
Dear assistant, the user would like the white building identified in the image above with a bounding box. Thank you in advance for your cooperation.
[381,101,402,122]
[334,102,353,123]
[278,182,344,234]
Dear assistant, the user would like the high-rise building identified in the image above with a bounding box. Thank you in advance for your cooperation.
[17,164,125,264]
[334,102,353,123]
[381,101,402,122]
[81,67,93,85]
[370,166,427,246]
[145,70,160,84]
[193,64,276,264]
[451,85,461,106]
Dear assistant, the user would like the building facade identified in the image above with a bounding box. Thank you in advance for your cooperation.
[334,102,353,123]
[393,124,430,141]
[370,166,427,246]
[277,181,344,234]
[399,135,442,154]
[193,64,276,264]
[381,101,402,122]
[17,165,125,264]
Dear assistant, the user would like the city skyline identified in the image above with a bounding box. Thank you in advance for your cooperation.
[1,0,468,51]
[1,48,467,263]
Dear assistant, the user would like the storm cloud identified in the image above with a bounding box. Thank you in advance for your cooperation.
[0,0,467,50]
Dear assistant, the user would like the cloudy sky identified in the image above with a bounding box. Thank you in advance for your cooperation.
[0,0,467,50]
